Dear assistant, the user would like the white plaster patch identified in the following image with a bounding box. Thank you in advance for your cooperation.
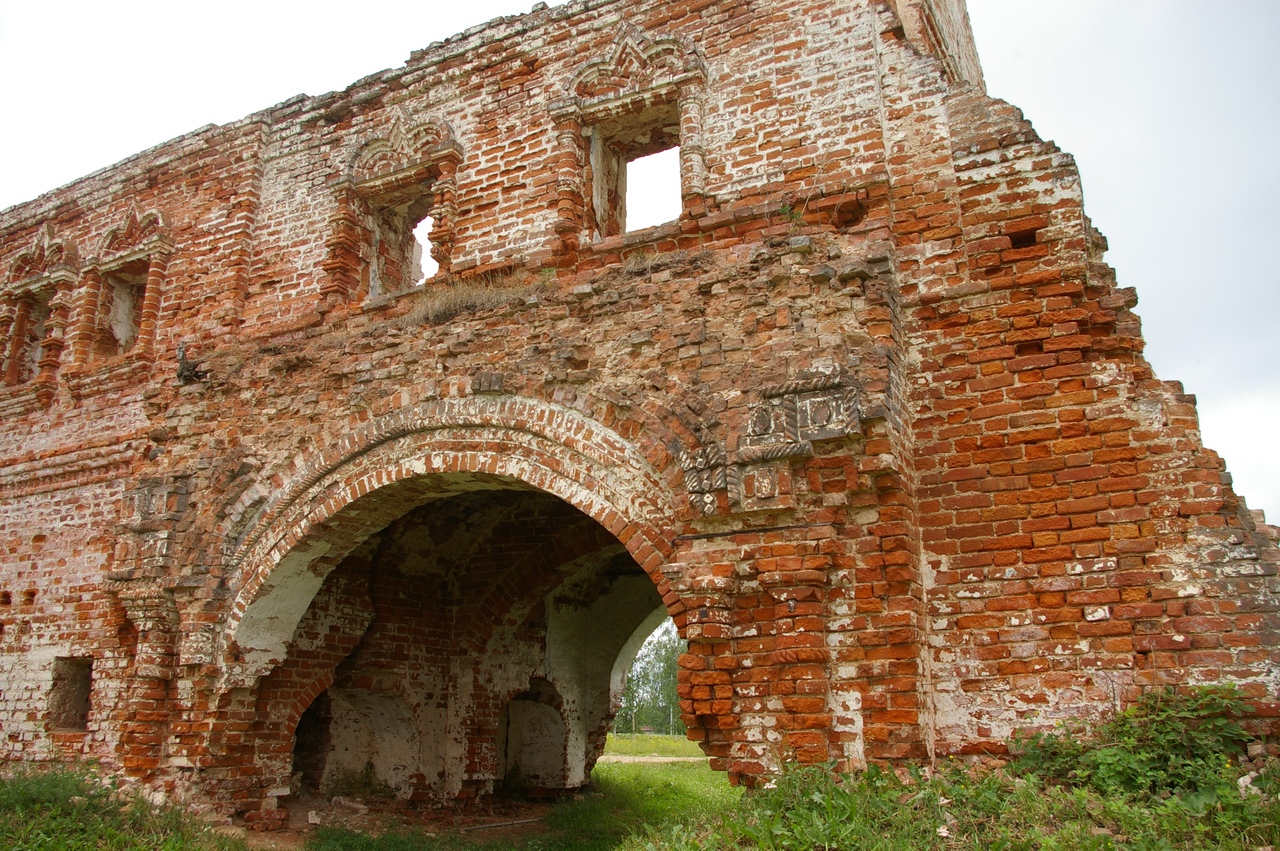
[232,539,331,670]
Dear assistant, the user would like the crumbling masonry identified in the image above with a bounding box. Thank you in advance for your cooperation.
[0,0,1276,827]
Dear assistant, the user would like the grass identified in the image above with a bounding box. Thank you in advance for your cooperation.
[619,760,1280,851]
[0,765,246,850]
[603,735,704,758]
[399,275,543,326]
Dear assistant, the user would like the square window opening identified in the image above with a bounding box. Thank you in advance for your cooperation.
[49,656,92,731]
[589,100,681,238]
[365,197,437,300]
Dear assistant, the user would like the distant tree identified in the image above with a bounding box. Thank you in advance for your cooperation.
[617,620,686,735]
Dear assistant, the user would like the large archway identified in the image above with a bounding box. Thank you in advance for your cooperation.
[212,398,695,813]
[254,480,669,805]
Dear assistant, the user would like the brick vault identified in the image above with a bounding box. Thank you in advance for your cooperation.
[0,0,1276,827]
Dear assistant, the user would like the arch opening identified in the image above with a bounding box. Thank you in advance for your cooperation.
[613,618,686,738]
[254,477,674,808]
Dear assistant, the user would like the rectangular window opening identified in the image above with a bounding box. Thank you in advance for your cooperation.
[366,198,436,300]
[589,100,681,238]
[100,258,149,358]
[49,656,92,731]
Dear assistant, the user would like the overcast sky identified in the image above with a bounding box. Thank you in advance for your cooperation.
[968,1,1280,522]
[1,1,1276,519]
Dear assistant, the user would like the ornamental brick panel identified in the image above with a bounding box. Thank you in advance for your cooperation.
[0,0,1275,826]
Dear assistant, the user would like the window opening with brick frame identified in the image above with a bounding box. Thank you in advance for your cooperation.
[365,196,438,300]
[587,98,682,238]
[328,118,461,306]
[49,656,92,731]
[97,257,149,358]
[3,289,53,385]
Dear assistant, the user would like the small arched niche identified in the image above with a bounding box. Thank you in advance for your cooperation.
[498,677,568,794]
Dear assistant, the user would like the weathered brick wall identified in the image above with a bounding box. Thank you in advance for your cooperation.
[0,0,1275,826]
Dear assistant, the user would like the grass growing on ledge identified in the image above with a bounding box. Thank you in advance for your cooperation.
[0,765,247,850]
[400,274,544,326]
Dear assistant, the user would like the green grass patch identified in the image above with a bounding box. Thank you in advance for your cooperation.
[307,761,740,851]
[621,687,1280,851]
[0,765,246,850]
[604,735,705,758]
[621,761,1280,851]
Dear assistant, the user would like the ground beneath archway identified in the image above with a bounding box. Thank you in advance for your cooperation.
[231,793,564,849]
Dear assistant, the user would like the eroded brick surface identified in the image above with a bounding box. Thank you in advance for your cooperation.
[0,0,1275,825]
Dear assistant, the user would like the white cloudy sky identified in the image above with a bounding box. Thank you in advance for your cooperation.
[1,1,1276,519]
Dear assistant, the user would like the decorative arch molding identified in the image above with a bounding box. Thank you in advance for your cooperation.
[347,113,460,186]
[97,206,173,264]
[550,23,708,246]
[565,22,705,103]
[323,112,463,304]
[6,223,80,288]
[218,395,680,688]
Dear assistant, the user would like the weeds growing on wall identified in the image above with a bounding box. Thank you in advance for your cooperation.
[1010,685,1257,797]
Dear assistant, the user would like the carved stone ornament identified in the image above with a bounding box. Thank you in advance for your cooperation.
[681,371,862,516]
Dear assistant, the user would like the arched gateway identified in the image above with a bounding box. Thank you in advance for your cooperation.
[218,397,686,815]
[0,0,1276,829]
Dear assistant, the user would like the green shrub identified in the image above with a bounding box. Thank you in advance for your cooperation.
[1012,685,1254,796]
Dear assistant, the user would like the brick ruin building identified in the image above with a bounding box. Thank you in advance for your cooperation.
[0,0,1276,827]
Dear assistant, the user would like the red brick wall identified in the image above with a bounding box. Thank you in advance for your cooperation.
[0,0,1274,824]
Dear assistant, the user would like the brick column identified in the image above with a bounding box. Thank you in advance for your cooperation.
[0,299,16,380]
[114,583,178,780]
[549,106,585,256]
[33,287,70,406]
[136,252,168,359]
[67,267,104,366]
[677,82,707,210]
[428,159,458,275]
[320,188,364,310]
